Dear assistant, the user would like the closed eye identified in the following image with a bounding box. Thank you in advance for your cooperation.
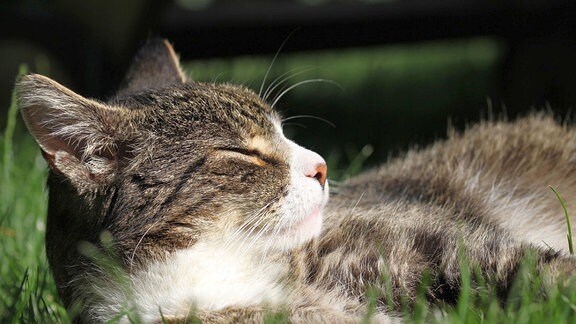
[217,147,267,166]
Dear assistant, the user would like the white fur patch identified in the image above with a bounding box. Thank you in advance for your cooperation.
[92,241,287,322]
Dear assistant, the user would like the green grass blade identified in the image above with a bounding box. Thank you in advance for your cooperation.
[7,268,29,320]
[549,186,574,255]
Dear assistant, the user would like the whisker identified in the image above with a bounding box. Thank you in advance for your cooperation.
[241,220,274,257]
[238,226,270,259]
[350,191,365,215]
[237,213,268,249]
[261,215,288,262]
[281,115,336,128]
[226,219,261,255]
[263,67,315,101]
[129,218,162,273]
[271,79,342,109]
[258,30,298,97]
[238,198,283,256]
[261,223,281,262]
[237,201,274,234]
[212,72,226,84]
[223,210,266,250]
[223,198,277,251]
[282,122,307,129]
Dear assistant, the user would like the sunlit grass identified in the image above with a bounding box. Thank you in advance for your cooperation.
[550,186,575,255]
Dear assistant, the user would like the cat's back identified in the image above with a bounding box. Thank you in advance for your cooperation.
[324,114,576,254]
[289,115,576,307]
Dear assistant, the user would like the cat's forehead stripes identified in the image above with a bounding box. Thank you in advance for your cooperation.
[111,83,282,148]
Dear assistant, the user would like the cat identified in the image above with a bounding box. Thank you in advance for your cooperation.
[16,39,576,323]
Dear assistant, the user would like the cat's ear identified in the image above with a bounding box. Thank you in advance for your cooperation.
[117,38,187,96]
[17,74,126,191]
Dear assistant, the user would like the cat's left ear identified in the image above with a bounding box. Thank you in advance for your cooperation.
[117,38,187,96]
[17,74,130,191]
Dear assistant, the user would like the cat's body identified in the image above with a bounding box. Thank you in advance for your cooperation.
[17,39,576,323]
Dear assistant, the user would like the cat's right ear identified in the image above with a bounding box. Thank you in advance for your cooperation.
[117,38,187,96]
[17,74,126,191]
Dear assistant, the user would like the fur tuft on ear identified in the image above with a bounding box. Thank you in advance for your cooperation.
[17,74,125,191]
[117,38,187,96]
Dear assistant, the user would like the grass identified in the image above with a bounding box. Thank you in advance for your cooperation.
[0,70,69,322]
[2,46,576,322]
[550,186,575,255]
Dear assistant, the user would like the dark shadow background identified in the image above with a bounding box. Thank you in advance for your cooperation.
[2,0,576,176]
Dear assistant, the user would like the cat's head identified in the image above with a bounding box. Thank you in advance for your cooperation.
[17,39,328,292]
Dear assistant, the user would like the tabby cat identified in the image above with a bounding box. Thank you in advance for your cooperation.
[17,39,576,323]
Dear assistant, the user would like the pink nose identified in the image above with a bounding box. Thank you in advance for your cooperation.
[294,144,328,188]
[306,163,327,188]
